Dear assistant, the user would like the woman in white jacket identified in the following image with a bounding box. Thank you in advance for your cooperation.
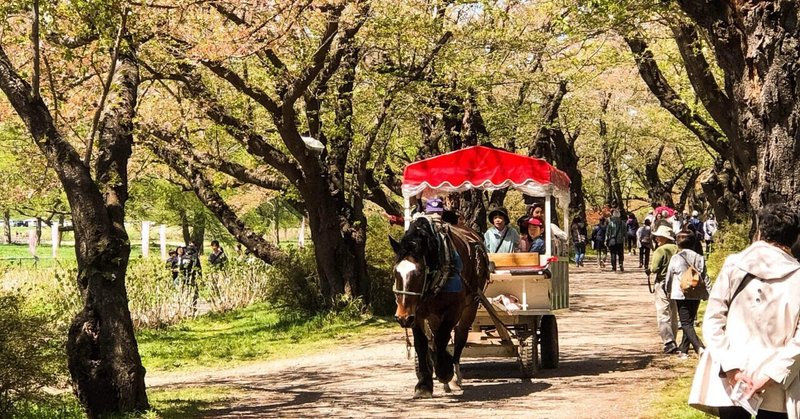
[691,204,800,419]
[667,229,711,357]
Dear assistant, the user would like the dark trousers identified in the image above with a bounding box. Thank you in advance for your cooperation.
[676,299,703,354]
[719,406,788,419]
[639,245,651,268]
[626,235,636,253]
[609,243,624,270]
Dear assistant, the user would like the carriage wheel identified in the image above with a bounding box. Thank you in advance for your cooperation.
[540,315,559,369]
[518,332,539,378]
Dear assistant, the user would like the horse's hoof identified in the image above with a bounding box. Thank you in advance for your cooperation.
[413,389,433,399]
[445,379,462,394]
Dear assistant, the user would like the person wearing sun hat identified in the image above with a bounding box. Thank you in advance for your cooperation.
[648,224,680,354]
[519,216,546,254]
[424,197,445,214]
[484,205,519,253]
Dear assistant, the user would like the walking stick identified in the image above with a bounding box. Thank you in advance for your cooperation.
[647,273,655,294]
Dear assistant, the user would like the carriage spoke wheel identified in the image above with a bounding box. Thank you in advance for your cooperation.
[517,331,539,378]
[539,315,559,369]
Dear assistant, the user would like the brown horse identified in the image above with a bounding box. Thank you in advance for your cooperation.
[390,216,488,398]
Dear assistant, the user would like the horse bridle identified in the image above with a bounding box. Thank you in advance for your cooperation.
[392,216,446,298]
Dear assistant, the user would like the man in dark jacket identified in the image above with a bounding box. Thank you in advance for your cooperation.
[606,210,627,272]
[591,218,608,268]
[208,240,228,267]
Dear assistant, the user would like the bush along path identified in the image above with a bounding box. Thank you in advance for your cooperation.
[145,264,693,418]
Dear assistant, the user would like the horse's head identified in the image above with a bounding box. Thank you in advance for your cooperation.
[389,217,440,327]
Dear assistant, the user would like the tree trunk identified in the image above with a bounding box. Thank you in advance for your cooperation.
[35,217,42,245]
[180,210,190,245]
[650,3,800,214]
[0,36,149,416]
[530,81,587,223]
[274,204,280,245]
[700,159,748,223]
[597,94,625,214]
[3,209,10,244]
[190,211,205,253]
[305,190,368,305]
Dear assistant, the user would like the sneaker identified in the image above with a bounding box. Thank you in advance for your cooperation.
[677,352,689,359]
[620,267,624,272]
[663,341,678,354]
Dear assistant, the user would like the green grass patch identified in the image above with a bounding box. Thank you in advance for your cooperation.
[7,386,237,419]
[6,393,84,419]
[645,371,711,419]
[146,386,238,418]
[138,302,396,371]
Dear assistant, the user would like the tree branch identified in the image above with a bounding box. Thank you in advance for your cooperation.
[31,0,41,100]
[94,33,138,231]
[84,9,128,167]
[199,59,281,117]
[144,127,289,191]
[142,132,286,264]
[155,62,306,185]
[670,20,735,139]
[283,5,344,106]
[625,34,729,156]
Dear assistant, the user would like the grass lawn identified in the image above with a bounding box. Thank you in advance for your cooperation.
[137,302,396,372]
[10,386,239,419]
[14,303,394,418]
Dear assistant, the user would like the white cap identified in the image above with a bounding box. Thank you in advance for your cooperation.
[691,210,699,217]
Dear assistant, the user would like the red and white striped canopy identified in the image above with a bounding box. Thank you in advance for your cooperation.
[402,146,571,202]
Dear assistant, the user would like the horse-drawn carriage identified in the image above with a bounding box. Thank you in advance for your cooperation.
[398,145,571,382]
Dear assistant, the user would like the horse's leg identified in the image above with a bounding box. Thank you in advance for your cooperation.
[412,324,433,399]
[451,300,479,389]
[432,317,456,387]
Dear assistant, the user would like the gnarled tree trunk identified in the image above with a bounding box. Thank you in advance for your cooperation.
[0,36,148,416]
[676,1,800,211]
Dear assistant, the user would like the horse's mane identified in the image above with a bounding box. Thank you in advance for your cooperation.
[395,217,439,269]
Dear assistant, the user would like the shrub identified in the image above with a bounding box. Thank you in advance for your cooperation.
[264,246,324,313]
[706,221,751,280]
[202,259,272,312]
[10,261,81,330]
[0,293,65,416]
[366,214,403,316]
[126,258,198,328]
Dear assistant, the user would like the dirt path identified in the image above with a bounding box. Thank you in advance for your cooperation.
[147,262,682,418]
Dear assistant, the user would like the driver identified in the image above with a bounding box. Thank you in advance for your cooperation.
[484,206,520,253]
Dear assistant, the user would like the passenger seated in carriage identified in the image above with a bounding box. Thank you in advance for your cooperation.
[519,216,546,254]
[484,206,520,253]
